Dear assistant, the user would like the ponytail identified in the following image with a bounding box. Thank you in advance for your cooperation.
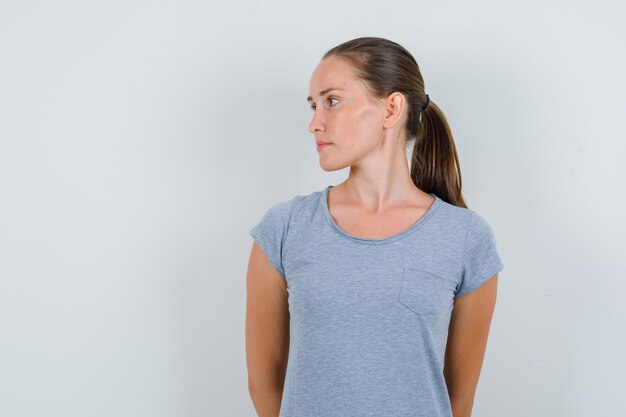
[410,100,467,208]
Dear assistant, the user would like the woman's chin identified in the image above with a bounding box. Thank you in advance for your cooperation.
[319,160,348,172]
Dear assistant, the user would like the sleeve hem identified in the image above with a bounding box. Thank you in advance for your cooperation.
[249,228,286,278]
[454,262,504,299]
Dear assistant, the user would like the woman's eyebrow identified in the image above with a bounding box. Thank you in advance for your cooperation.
[307,88,345,103]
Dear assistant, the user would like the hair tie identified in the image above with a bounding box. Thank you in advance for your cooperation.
[422,94,430,111]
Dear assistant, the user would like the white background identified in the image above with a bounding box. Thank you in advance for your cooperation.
[1,1,625,416]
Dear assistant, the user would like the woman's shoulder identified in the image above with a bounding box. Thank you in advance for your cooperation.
[431,195,471,223]
[259,186,325,221]
[430,195,501,239]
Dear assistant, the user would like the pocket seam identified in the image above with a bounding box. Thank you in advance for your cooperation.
[398,267,445,316]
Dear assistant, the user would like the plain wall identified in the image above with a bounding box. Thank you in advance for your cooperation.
[1,1,625,416]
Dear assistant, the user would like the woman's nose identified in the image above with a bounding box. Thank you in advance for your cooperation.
[308,111,325,133]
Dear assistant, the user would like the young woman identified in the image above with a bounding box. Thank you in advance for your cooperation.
[246,36,504,417]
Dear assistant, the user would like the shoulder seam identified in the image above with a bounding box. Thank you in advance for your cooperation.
[284,195,302,233]
[281,195,300,279]
[460,210,474,281]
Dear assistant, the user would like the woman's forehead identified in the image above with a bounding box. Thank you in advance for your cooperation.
[309,60,358,96]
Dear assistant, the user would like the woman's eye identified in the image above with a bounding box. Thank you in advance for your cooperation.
[309,97,338,111]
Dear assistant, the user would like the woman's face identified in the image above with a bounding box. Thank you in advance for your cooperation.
[307,56,388,172]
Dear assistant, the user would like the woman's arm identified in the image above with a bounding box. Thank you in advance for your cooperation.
[443,274,498,417]
[246,241,291,417]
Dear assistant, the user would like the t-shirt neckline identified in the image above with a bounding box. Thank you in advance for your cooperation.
[320,185,441,245]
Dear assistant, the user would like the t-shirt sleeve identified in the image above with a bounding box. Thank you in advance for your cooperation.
[455,210,505,299]
[249,198,294,278]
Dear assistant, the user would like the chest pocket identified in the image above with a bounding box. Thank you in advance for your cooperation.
[398,267,448,316]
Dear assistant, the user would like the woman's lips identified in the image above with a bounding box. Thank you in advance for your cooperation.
[316,143,332,151]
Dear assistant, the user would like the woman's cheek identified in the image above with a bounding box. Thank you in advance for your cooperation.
[355,105,383,131]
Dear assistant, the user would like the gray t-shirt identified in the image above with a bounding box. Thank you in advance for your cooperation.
[249,185,504,417]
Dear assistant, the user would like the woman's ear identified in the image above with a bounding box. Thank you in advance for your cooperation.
[382,91,407,129]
